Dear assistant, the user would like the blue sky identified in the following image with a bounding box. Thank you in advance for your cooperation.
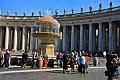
[0,0,120,16]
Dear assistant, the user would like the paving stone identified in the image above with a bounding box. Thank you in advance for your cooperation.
[0,67,119,80]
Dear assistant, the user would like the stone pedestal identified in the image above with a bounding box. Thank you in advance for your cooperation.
[39,44,55,58]
[37,56,43,69]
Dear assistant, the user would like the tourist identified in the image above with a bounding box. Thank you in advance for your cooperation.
[105,53,119,80]
[56,52,63,68]
[21,50,28,69]
[78,53,86,74]
[43,53,49,68]
[74,51,79,68]
[63,51,68,73]
[2,49,10,68]
[31,50,38,68]
[84,53,89,73]
[69,56,75,73]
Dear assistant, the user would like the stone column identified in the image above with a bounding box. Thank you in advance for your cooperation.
[35,29,38,50]
[30,27,34,50]
[5,26,9,49]
[38,27,41,46]
[92,26,96,51]
[54,38,59,52]
[0,27,3,48]
[89,23,93,52]
[39,27,41,32]
[102,25,105,51]
[98,22,102,51]
[113,25,117,51]
[80,24,83,50]
[13,27,17,51]
[83,28,86,50]
[108,21,113,52]
[71,24,75,51]
[74,27,77,50]
[22,27,25,50]
[119,27,120,48]
[62,26,66,51]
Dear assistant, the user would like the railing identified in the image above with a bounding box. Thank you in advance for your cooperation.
[0,6,120,19]
[0,15,42,20]
[54,6,120,18]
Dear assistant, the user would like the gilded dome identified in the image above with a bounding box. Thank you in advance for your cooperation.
[36,15,60,26]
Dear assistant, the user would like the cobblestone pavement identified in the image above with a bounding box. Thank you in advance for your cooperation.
[0,67,119,80]
[0,57,119,80]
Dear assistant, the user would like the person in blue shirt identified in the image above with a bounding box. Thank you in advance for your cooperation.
[31,50,37,68]
[78,54,86,74]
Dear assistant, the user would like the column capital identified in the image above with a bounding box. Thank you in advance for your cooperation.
[14,26,18,28]
[109,21,112,23]
[80,24,83,26]
[99,22,102,24]
[72,24,74,27]
[89,22,92,25]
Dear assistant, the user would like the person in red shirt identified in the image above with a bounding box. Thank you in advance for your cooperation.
[70,56,75,73]
[84,54,89,73]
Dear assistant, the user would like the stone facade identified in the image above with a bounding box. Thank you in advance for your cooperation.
[0,6,120,54]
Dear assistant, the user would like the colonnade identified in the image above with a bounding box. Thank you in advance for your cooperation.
[0,26,59,52]
[62,21,120,52]
[0,26,41,51]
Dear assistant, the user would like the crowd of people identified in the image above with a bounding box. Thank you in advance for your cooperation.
[0,49,11,68]
[0,48,119,80]
[0,49,49,69]
[56,50,89,74]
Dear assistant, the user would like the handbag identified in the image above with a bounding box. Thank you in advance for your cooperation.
[105,70,111,76]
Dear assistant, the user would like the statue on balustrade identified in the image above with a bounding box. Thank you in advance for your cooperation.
[55,9,58,16]
[39,10,42,16]
[24,10,26,16]
[7,11,10,16]
[32,11,34,16]
[99,3,102,11]
[63,9,66,15]
[81,6,83,13]
[89,5,93,13]
[110,1,112,9]
[15,11,18,16]
[71,8,74,15]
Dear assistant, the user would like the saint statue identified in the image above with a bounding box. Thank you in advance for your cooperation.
[32,11,34,16]
[71,8,74,14]
[24,10,26,16]
[63,9,66,15]
[99,3,102,11]
[39,10,42,16]
[110,1,112,9]
[15,11,18,16]
[55,9,58,16]
[7,11,10,16]
[89,5,93,13]
[81,6,83,13]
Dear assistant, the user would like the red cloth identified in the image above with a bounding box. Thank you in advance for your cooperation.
[85,56,89,62]
[43,58,48,68]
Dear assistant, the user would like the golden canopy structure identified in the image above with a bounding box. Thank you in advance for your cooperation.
[32,15,61,58]
[36,15,60,26]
